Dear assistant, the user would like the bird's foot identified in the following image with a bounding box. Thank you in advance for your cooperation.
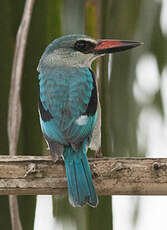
[95,147,103,158]
[51,153,63,163]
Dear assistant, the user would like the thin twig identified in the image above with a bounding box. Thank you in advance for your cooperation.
[8,0,35,156]
[9,196,23,230]
[7,0,35,230]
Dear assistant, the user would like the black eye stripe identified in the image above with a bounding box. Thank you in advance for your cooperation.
[74,40,96,53]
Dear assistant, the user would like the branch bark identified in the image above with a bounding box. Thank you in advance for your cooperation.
[7,0,35,229]
[0,156,167,195]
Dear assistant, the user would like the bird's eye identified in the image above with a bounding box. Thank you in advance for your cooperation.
[74,40,96,53]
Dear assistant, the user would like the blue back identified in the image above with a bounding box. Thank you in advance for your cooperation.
[39,66,97,145]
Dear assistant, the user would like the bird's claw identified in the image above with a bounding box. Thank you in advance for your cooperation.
[95,147,103,158]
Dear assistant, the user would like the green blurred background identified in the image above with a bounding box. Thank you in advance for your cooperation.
[1,0,167,229]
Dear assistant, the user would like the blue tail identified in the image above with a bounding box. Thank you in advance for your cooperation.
[63,141,98,207]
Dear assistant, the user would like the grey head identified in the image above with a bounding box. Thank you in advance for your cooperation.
[37,34,99,72]
[37,34,143,73]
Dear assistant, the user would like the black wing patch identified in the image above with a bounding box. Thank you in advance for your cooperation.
[38,88,53,122]
[83,69,97,116]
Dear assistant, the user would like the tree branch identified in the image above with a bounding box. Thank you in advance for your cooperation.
[8,0,35,156]
[7,0,35,229]
[0,156,167,195]
[9,196,23,230]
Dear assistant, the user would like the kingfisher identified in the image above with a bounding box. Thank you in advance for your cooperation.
[37,34,142,207]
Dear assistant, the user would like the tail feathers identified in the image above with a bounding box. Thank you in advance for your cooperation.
[64,142,98,207]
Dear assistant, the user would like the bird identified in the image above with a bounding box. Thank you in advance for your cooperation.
[37,34,142,207]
